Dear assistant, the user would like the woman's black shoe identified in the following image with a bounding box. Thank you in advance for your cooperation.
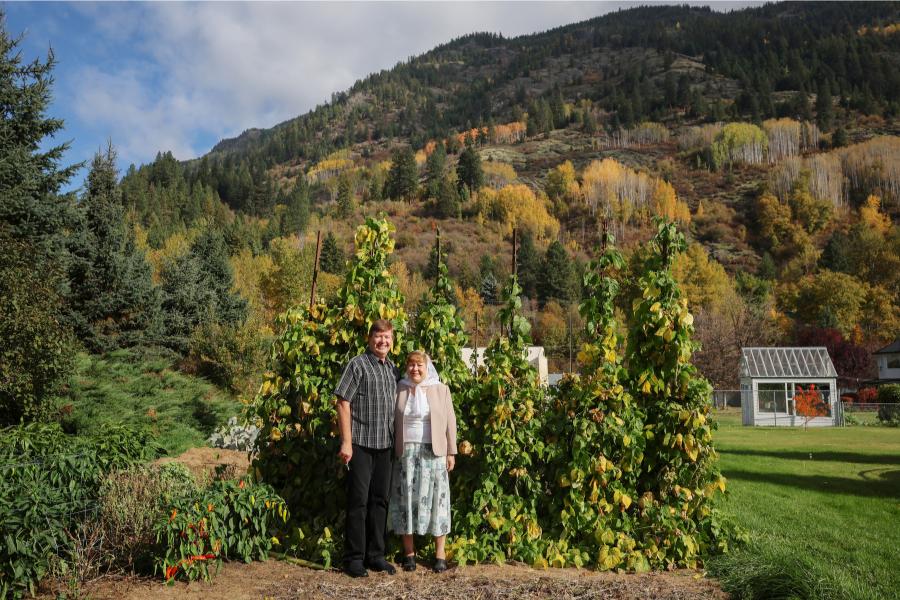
[433,559,447,573]
[402,555,416,572]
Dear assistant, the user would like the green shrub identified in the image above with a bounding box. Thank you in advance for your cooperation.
[876,384,900,426]
[0,232,76,425]
[0,423,161,598]
[187,318,268,395]
[155,478,288,582]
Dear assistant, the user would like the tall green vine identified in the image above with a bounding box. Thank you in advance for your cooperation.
[626,219,731,567]
[450,275,549,566]
[544,234,648,570]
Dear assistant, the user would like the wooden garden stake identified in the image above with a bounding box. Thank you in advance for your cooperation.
[309,230,322,310]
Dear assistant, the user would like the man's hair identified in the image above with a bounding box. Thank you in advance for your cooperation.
[368,319,394,337]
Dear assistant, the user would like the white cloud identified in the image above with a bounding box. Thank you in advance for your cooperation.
[62,1,763,166]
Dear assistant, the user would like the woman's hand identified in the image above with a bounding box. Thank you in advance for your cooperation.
[446,455,455,472]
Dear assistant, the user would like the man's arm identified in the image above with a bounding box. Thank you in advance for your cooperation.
[334,360,360,466]
[337,398,353,464]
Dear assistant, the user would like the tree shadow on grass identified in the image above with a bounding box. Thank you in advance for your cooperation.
[191,395,221,435]
[720,449,900,466]
[724,468,900,499]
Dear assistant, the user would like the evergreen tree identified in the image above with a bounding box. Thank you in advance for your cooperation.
[516,230,541,300]
[336,171,354,218]
[758,252,777,280]
[425,142,447,198]
[159,252,216,354]
[0,19,79,423]
[0,22,80,254]
[582,110,598,135]
[385,145,418,201]
[190,228,247,324]
[480,271,499,305]
[832,126,849,148]
[816,81,834,131]
[249,173,275,217]
[159,229,247,353]
[538,240,576,305]
[477,254,500,304]
[549,86,566,128]
[67,144,161,352]
[367,171,383,202]
[435,175,459,218]
[796,90,813,122]
[280,178,310,236]
[456,143,484,193]
[319,231,345,274]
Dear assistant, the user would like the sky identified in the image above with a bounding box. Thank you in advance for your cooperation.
[4,1,759,190]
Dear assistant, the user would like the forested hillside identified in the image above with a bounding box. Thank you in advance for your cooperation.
[4,2,900,430]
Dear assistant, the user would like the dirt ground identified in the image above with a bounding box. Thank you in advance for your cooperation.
[155,446,250,480]
[76,561,727,600]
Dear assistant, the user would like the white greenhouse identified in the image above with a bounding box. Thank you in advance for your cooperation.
[740,347,838,427]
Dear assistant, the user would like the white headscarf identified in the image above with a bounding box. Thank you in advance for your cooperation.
[400,356,442,418]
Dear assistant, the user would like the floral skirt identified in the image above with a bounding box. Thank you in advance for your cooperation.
[389,443,451,537]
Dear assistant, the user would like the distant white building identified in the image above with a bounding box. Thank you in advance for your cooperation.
[462,346,549,386]
[873,338,900,384]
[740,347,838,427]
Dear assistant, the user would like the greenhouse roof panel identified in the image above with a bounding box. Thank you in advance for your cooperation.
[740,347,837,379]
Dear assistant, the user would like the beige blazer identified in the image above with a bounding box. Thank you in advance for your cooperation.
[394,383,457,457]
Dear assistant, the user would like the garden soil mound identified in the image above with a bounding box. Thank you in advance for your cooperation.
[155,446,249,479]
[76,561,727,599]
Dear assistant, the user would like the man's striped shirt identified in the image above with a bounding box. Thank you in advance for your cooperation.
[334,350,398,449]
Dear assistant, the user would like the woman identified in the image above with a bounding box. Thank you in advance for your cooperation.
[389,351,457,573]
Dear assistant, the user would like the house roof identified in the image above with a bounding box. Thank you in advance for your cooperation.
[873,339,900,355]
[740,347,838,379]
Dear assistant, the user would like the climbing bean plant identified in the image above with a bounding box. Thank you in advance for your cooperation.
[250,218,736,570]
[248,217,408,565]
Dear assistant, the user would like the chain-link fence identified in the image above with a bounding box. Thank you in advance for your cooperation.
[709,389,900,427]
[710,390,744,409]
[838,402,900,426]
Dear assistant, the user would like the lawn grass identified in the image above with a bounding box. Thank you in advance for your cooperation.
[61,349,241,456]
[709,409,900,600]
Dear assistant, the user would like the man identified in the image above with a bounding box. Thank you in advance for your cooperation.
[334,319,398,577]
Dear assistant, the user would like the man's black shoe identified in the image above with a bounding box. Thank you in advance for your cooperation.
[344,562,369,578]
[401,555,417,572]
[366,557,397,575]
[433,558,448,573]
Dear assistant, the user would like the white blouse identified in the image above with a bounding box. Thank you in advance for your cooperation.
[403,385,432,444]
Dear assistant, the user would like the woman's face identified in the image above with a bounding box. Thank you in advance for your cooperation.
[407,359,426,384]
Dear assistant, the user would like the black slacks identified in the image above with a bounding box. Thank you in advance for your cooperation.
[344,444,392,566]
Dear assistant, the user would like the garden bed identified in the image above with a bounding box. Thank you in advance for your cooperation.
[68,562,727,600]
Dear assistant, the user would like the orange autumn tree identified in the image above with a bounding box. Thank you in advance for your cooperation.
[794,384,829,429]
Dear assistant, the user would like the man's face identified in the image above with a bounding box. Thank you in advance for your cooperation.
[368,328,393,359]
